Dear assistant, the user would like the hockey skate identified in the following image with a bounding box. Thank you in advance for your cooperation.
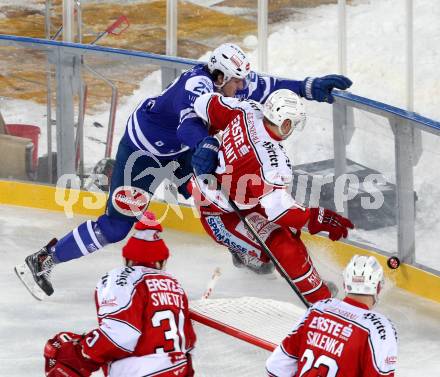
[14,238,57,300]
[230,252,246,269]
[247,261,275,275]
[229,249,275,275]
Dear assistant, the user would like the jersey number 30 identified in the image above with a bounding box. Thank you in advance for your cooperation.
[299,348,339,377]
[152,309,186,354]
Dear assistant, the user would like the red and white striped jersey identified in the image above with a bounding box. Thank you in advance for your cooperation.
[191,93,309,230]
[266,297,398,377]
[80,266,196,376]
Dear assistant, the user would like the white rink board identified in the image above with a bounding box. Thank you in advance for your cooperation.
[1,204,440,376]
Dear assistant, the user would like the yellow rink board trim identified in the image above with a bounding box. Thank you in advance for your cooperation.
[0,180,206,234]
[1,179,439,304]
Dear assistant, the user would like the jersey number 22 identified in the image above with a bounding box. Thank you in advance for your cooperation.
[299,348,339,377]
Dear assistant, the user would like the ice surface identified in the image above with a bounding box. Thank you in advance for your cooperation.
[1,204,439,376]
[1,1,440,373]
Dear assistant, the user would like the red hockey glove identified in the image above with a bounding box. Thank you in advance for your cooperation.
[44,332,101,377]
[46,363,82,377]
[168,352,194,377]
[308,207,354,241]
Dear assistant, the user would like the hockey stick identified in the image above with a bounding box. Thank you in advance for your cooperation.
[91,15,130,45]
[217,183,311,308]
[201,267,222,300]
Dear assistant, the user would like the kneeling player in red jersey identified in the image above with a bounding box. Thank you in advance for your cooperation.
[44,212,196,377]
[189,90,354,303]
[266,255,398,377]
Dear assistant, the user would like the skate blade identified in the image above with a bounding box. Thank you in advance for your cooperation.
[14,263,46,301]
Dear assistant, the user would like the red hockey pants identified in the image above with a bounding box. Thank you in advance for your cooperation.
[201,211,331,303]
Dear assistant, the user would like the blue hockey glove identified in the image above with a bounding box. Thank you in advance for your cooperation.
[191,136,220,176]
[301,74,352,103]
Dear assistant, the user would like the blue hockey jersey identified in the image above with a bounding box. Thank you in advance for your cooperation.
[122,64,303,157]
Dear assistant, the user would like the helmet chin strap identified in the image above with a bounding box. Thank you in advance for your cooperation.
[214,82,225,90]
[372,281,383,306]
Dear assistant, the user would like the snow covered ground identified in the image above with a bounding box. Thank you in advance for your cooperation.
[1,204,440,376]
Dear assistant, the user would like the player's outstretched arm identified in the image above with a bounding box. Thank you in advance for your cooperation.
[260,190,354,241]
[244,72,352,104]
[244,72,303,102]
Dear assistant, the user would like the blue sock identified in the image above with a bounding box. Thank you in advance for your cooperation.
[53,220,107,263]
[53,215,133,263]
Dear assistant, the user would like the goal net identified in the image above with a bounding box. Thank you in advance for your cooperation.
[189,297,306,377]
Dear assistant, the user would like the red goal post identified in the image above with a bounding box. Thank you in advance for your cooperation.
[190,309,277,352]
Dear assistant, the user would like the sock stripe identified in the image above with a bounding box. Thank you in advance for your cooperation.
[87,220,103,249]
[302,280,324,296]
[291,265,314,283]
[73,227,90,256]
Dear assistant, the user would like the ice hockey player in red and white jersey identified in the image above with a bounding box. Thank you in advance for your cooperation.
[266,254,398,377]
[43,211,196,377]
[189,89,354,303]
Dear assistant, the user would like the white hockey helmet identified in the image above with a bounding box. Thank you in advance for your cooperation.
[263,89,306,138]
[343,255,384,302]
[208,43,251,87]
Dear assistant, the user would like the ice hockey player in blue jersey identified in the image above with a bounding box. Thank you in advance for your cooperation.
[14,43,352,299]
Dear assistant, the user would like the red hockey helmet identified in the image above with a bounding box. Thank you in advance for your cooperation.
[122,211,169,265]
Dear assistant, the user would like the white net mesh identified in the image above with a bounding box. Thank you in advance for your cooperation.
[189,297,305,376]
